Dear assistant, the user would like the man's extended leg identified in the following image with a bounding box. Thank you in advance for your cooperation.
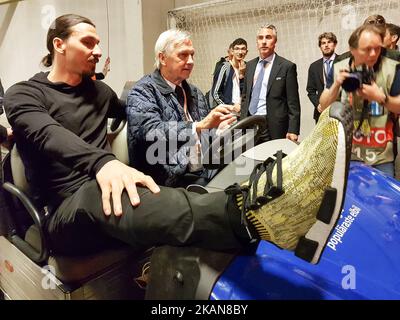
[46,182,246,255]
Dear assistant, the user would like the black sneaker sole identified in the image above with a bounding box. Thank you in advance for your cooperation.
[295,102,353,264]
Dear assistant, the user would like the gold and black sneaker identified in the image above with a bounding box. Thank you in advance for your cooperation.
[226,102,353,264]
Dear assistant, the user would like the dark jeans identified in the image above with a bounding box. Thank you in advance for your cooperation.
[46,180,246,256]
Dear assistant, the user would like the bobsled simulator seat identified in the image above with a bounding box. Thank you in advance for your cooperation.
[0,144,151,300]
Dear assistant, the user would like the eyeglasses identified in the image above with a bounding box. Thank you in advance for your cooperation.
[365,17,385,25]
[366,19,385,25]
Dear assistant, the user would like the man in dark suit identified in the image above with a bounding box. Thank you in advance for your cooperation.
[306,32,338,123]
[240,24,300,143]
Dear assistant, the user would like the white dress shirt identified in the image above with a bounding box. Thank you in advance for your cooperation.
[253,53,276,115]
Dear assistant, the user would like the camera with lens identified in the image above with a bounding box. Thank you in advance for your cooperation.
[342,64,375,92]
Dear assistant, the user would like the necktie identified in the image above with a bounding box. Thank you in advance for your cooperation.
[249,60,268,115]
[175,85,190,120]
[175,85,185,107]
[324,59,331,78]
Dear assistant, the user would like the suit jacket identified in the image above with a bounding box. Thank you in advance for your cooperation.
[241,54,301,140]
[306,58,324,121]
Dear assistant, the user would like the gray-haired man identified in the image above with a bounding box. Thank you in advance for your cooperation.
[126,29,236,187]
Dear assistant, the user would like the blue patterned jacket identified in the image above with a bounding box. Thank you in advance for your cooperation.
[126,69,210,186]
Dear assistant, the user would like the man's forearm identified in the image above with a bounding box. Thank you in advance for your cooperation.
[384,95,400,114]
[358,83,400,114]
[320,84,340,110]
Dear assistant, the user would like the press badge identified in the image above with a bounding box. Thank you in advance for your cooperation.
[369,101,384,116]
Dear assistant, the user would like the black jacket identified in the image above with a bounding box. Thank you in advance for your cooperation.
[241,54,301,139]
[306,58,325,121]
[211,62,241,106]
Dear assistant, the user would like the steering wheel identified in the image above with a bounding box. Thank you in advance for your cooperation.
[202,115,267,170]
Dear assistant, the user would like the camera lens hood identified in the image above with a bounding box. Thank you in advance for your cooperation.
[342,73,362,92]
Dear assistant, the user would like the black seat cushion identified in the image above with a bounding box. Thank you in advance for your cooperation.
[25,225,150,283]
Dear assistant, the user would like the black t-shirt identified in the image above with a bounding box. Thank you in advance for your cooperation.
[4,72,125,207]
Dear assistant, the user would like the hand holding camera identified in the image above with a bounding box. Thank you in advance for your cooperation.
[341,64,375,92]
[357,81,387,105]
[334,68,351,87]
[340,64,387,116]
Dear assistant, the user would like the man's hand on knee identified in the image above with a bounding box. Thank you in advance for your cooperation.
[96,160,160,216]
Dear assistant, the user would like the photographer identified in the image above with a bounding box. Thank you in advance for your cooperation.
[320,24,400,177]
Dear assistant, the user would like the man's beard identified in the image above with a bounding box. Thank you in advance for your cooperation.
[82,67,96,77]
[84,58,98,77]
[323,50,334,58]
[83,70,95,77]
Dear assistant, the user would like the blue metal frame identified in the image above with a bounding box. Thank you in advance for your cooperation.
[211,162,400,300]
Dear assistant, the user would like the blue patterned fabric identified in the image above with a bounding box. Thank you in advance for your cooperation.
[126,70,210,186]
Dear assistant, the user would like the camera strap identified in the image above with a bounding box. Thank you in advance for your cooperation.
[348,54,382,138]
[354,99,370,138]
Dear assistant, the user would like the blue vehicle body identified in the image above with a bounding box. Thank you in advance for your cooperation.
[211,162,400,300]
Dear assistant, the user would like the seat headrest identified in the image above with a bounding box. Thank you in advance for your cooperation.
[110,121,129,165]
[120,80,136,103]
